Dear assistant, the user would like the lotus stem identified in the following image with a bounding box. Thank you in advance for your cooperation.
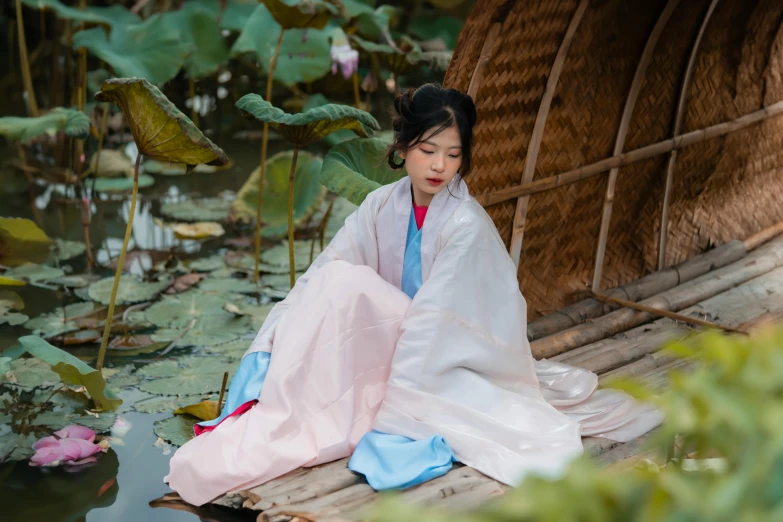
[189,77,199,127]
[253,29,286,283]
[17,143,44,227]
[90,102,110,179]
[216,371,229,417]
[80,190,94,270]
[96,153,142,372]
[352,71,361,109]
[288,146,300,289]
[15,0,39,116]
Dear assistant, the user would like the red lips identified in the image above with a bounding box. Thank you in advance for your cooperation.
[426,178,443,186]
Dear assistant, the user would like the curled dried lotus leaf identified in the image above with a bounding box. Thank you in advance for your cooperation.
[235,95,379,147]
[95,78,229,168]
[168,222,226,240]
[174,400,220,421]
[0,218,52,267]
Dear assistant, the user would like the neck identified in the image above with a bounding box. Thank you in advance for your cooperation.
[411,184,434,207]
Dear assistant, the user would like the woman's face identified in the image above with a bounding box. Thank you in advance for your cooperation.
[400,124,462,206]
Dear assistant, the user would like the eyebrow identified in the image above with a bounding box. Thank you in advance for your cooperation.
[421,140,462,150]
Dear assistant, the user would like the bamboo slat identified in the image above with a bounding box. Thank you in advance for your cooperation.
[466,22,501,99]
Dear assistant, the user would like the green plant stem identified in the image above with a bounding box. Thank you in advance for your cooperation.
[254,28,286,283]
[91,102,110,179]
[96,153,142,371]
[189,77,199,127]
[15,0,39,116]
[288,145,300,289]
[352,70,361,109]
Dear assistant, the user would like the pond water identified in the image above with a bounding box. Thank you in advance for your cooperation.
[1,136,319,521]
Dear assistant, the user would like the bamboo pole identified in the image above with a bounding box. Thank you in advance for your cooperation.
[527,240,745,340]
[658,0,720,270]
[466,22,501,99]
[592,0,681,292]
[530,235,783,359]
[509,0,589,268]
[474,100,783,207]
[15,0,39,116]
[743,220,783,250]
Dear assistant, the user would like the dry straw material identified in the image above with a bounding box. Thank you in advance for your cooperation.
[445,0,783,319]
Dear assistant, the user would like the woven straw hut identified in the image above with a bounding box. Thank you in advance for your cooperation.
[444,0,783,319]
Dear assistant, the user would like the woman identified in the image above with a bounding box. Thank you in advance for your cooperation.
[166,84,662,506]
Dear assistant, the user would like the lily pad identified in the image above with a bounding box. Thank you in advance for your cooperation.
[138,355,238,396]
[73,15,191,86]
[17,335,122,411]
[4,264,64,284]
[143,291,241,329]
[236,95,379,147]
[151,315,252,348]
[160,198,232,222]
[231,5,332,87]
[198,277,258,294]
[92,173,155,192]
[224,302,275,331]
[232,150,326,235]
[0,217,52,267]
[0,290,26,324]
[0,108,91,143]
[0,357,60,387]
[102,364,142,389]
[320,137,405,206]
[95,78,229,168]
[51,238,87,262]
[88,275,169,305]
[143,159,220,176]
[86,149,134,178]
[153,415,197,447]
[188,254,226,272]
[261,272,304,298]
[0,432,37,462]
[261,241,322,271]
[22,301,96,338]
[107,335,169,357]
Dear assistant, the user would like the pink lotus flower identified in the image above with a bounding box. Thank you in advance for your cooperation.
[330,43,359,80]
[30,425,101,468]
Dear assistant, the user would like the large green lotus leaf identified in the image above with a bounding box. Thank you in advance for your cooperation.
[0,357,60,387]
[188,254,226,272]
[0,218,51,267]
[22,0,139,26]
[303,94,354,146]
[154,414,196,447]
[4,264,64,284]
[341,2,396,42]
[198,277,259,294]
[17,335,122,411]
[232,150,325,235]
[22,302,96,338]
[93,173,155,192]
[143,291,240,329]
[95,78,229,167]
[163,7,230,79]
[409,15,464,50]
[151,315,252,348]
[73,15,191,86]
[160,197,232,222]
[102,364,142,390]
[320,137,405,206]
[138,355,237,396]
[88,275,169,305]
[260,0,338,30]
[260,240,322,271]
[351,34,423,75]
[51,238,87,262]
[0,108,91,144]
[236,95,379,147]
[231,5,332,87]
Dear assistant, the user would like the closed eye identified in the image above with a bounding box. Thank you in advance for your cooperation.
[449,154,461,159]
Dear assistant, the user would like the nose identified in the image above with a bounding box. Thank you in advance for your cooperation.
[431,154,445,172]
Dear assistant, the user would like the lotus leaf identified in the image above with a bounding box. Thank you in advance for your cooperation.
[260,0,338,29]
[102,364,142,390]
[320,137,405,206]
[160,198,232,222]
[236,95,379,146]
[167,222,226,240]
[0,312,29,326]
[151,315,251,348]
[95,78,230,168]
[341,2,397,42]
[88,275,169,305]
[303,94,355,146]
[198,277,258,294]
[409,15,464,50]
[224,302,275,331]
[48,274,98,288]
[87,149,134,178]
[261,272,304,297]
[73,15,191,86]
[0,432,37,462]
[0,357,60,387]
[22,301,96,338]
[163,7,230,79]
[51,238,87,262]
[261,241,322,271]
[133,394,212,414]
[188,254,226,272]
[0,217,52,266]
[232,150,325,234]
[92,173,155,192]
[32,387,117,433]
[231,5,332,87]
[0,108,91,143]
[107,335,169,357]
[143,291,241,329]
[153,414,197,447]
[4,264,64,283]
[17,335,122,411]
[325,197,358,239]
[0,290,28,325]
[22,0,140,26]
[138,355,237,396]
[201,338,252,359]
[143,159,219,176]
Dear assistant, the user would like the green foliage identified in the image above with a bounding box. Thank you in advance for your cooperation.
[320,137,404,206]
[0,218,51,267]
[0,108,90,143]
[164,6,230,79]
[259,0,338,30]
[154,414,197,447]
[88,275,169,305]
[22,0,139,26]
[160,197,232,222]
[367,326,783,522]
[138,355,237,396]
[92,174,155,192]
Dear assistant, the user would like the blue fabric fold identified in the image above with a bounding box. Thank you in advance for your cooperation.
[195,350,271,432]
[349,206,458,491]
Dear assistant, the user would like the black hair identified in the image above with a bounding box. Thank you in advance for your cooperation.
[386,83,477,178]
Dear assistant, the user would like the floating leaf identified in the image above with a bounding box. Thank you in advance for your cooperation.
[17,335,122,411]
[92,173,155,192]
[160,197,232,222]
[320,137,405,206]
[143,159,221,176]
[138,355,237,396]
[102,364,142,389]
[86,149,134,178]
[261,240,322,272]
[107,335,169,356]
[88,275,169,305]
[0,217,52,267]
[53,329,102,345]
[166,221,226,240]
[201,338,251,359]
[232,150,325,235]
[231,5,332,87]
[22,302,96,338]
[22,0,140,26]
[0,357,60,388]
[152,315,251,348]
[4,264,64,284]
[133,394,212,414]
[236,95,379,147]
[73,15,191,86]
[0,432,37,462]
[261,272,303,298]
[143,291,240,329]
[165,273,207,294]
[188,254,226,272]
[48,274,100,288]
[95,78,229,168]
[0,108,91,143]
[198,277,258,294]
[224,302,275,331]
[51,238,87,262]
[174,400,220,421]
[153,415,197,447]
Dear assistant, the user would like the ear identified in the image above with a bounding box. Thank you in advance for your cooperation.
[398,149,406,160]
